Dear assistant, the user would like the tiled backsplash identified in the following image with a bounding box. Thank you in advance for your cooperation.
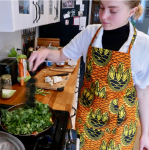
[0,31,22,60]
[0,27,39,60]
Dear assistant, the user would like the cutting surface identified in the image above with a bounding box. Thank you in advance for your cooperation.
[34,69,71,90]
[0,59,80,114]
[49,64,76,73]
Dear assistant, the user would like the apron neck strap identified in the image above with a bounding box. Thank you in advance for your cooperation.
[128,26,137,54]
[90,26,102,46]
[90,25,137,54]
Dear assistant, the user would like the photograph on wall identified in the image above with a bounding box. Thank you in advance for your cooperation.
[62,0,74,9]
[78,11,83,16]
[145,7,149,18]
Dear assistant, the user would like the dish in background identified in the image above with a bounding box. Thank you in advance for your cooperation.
[45,61,54,67]
[68,59,77,66]
[58,47,62,50]
[47,45,58,50]
[56,61,65,67]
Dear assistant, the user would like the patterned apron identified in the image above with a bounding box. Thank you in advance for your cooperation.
[75,26,139,150]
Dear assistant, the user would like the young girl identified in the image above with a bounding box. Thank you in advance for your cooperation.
[28,0,149,149]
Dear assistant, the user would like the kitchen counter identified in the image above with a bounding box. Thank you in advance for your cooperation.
[0,59,80,114]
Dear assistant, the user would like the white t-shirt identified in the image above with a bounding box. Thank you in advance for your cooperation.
[63,22,149,89]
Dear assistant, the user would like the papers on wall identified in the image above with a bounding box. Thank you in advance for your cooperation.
[76,0,82,5]
[78,11,83,16]
[79,17,86,30]
[65,20,69,25]
[80,4,84,11]
[73,16,80,25]
[63,13,70,19]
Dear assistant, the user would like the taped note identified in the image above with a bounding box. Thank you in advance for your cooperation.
[73,16,80,25]
[79,16,86,30]
[63,13,70,19]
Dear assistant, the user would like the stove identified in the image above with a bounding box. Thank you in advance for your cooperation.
[0,104,69,150]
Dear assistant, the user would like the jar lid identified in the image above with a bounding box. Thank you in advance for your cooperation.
[1,74,11,80]
[28,47,34,51]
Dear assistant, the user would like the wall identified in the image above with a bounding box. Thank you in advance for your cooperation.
[135,1,149,34]
[0,27,39,61]
[0,31,22,60]
[39,0,89,46]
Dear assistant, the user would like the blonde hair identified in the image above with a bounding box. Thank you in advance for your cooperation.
[124,1,143,20]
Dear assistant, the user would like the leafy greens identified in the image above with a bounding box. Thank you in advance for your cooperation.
[1,101,53,135]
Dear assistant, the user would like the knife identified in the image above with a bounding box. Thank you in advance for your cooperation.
[28,28,31,48]
[33,27,36,49]
[30,28,35,49]
[52,66,75,69]
[45,73,68,77]
[25,29,28,55]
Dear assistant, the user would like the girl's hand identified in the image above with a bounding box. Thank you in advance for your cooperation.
[28,48,50,71]
[140,135,149,150]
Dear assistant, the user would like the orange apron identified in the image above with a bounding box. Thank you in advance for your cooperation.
[75,26,139,150]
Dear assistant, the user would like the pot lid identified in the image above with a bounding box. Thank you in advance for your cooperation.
[0,131,25,150]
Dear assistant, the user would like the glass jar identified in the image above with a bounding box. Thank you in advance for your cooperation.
[27,47,34,59]
[1,74,12,90]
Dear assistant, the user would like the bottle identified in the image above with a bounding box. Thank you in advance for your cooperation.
[27,47,34,59]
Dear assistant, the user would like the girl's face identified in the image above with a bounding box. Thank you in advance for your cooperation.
[99,0,137,30]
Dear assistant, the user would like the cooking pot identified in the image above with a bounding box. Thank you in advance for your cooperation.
[0,103,56,139]
[0,131,25,150]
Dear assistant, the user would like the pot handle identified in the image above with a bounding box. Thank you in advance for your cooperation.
[33,136,44,150]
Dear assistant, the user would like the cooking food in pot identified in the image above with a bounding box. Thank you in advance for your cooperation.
[1,101,53,135]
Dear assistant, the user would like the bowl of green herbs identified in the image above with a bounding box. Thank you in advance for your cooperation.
[0,101,56,138]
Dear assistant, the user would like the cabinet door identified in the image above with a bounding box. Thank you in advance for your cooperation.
[47,0,55,23]
[13,0,36,31]
[35,0,48,26]
[90,1,101,24]
[53,0,60,23]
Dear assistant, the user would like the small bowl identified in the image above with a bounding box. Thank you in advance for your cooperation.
[56,61,65,67]
[45,61,54,66]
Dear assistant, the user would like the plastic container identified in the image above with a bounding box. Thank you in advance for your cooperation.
[45,61,54,66]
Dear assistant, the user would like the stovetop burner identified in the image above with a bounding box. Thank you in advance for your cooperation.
[0,104,69,150]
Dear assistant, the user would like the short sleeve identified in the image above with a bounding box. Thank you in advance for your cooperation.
[133,50,149,89]
[62,29,85,60]
[62,24,101,61]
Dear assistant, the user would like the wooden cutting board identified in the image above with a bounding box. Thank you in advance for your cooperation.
[49,65,76,73]
[34,69,71,91]
[37,38,60,47]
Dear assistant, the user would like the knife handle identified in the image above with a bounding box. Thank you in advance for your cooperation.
[56,73,68,76]
[48,73,68,77]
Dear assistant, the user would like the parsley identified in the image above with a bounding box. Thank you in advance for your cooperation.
[1,101,53,135]
[35,88,50,96]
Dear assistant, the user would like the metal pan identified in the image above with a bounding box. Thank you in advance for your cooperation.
[0,131,25,150]
[0,103,56,139]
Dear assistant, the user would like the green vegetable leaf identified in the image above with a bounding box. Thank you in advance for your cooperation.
[1,101,53,135]
[8,48,17,57]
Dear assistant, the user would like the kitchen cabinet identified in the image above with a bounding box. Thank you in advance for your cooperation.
[0,0,60,32]
[90,0,101,24]
[13,0,48,30]
[48,0,60,23]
